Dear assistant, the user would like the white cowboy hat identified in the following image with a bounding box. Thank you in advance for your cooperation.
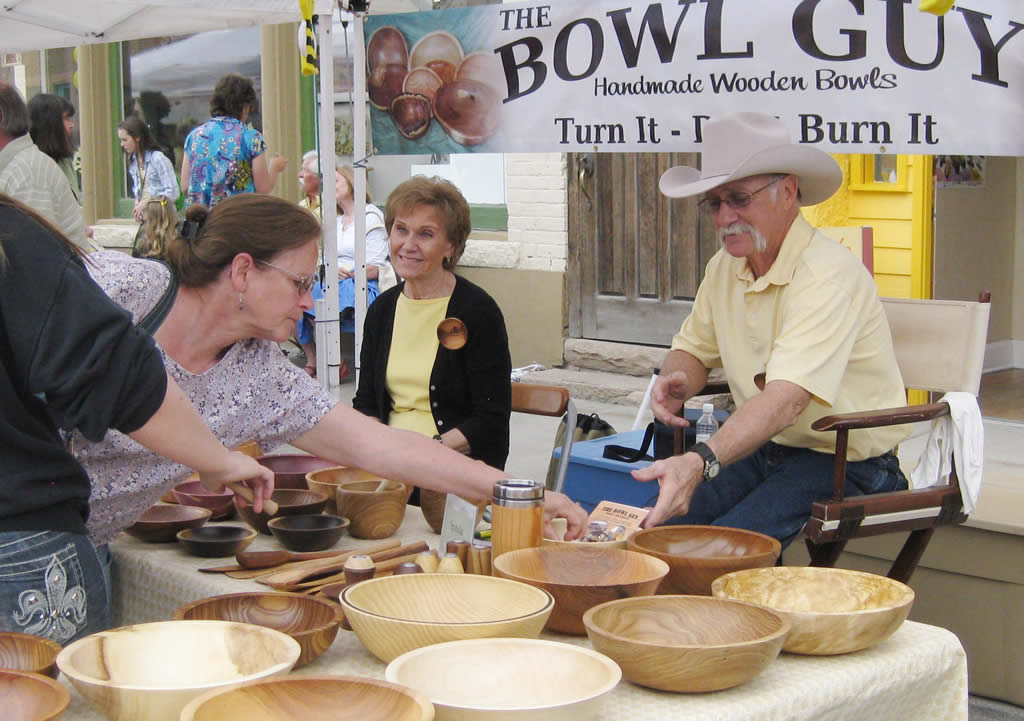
[659,112,842,206]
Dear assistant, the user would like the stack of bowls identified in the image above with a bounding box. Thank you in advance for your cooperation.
[124,505,212,543]
[233,488,329,535]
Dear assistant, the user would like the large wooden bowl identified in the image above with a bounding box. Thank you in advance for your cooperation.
[173,592,343,668]
[255,454,337,490]
[123,505,212,543]
[0,669,70,721]
[234,488,328,535]
[0,632,62,680]
[307,466,413,515]
[56,620,300,721]
[711,566,915,655]
[181,675,434,721]
[172,480,236,520]
[627,525,781,595]
[385,638,620,721]
[492,546,669,635]
[583,595,789,692]
[340,573,554,662]
[335,479,408,539]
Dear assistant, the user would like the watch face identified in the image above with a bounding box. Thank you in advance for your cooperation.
[705,460,720,479]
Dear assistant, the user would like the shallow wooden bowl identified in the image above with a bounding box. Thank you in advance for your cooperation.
[335,479,408,539]
[583,595,789,692]
[492,546,669,635]
[181,674,434,721]
[172,481,236,520]
[386,638,620,721]
[627,525,781,595]
[173,592,343,668]
[0,632,62,680]
[256,454,337,490]
[340,573,554,662]
[176,525,256,558]
[123,505,212,543]
[267,514,349,552]
[0,669,70,721]
[711,566,915,655]
[234,489,328,535]
[56,620,299,721]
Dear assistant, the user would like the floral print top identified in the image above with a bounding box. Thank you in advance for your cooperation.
[182,116,267,207]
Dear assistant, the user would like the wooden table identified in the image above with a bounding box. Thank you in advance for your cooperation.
[64,509,969,721]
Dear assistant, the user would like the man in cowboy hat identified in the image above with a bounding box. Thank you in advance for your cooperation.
[633,112,910,548]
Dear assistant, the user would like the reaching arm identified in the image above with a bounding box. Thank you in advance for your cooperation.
[648,349,709,427]
[253,152,287,194]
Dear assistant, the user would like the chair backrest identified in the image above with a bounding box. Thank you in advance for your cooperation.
[820,226,874,275]
[882,294,991,395]
[511,383,569,417]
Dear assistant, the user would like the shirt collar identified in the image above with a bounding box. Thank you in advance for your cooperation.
[733,213,815,291]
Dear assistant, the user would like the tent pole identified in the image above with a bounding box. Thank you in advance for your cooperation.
[352,12,368,388]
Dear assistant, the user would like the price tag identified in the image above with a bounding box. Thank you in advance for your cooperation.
[439,494,480,550]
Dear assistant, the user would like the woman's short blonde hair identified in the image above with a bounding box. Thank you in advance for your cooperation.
[384,176,471,270]
[336,164,372,205]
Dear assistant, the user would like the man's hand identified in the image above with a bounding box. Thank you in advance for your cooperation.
[543,491,589,540]
[199,452,275,512]
[650,371,690,427]
[631,452,704,527]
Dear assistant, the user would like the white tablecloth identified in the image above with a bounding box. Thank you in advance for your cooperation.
[64,510,969,721]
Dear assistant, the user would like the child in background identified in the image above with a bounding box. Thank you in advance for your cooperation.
[132,197,178,260]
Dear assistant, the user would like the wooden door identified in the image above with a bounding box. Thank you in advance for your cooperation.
[567,152,717,345]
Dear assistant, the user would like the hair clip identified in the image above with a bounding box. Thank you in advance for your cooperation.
[179,219,202,241]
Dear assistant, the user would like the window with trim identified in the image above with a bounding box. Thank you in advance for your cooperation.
[849,154,910,192]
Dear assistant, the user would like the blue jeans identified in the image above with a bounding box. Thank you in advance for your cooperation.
[0,531,110,645]
[654,442,908,549]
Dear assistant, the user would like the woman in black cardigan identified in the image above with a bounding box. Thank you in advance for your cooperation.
[353,176,512,472]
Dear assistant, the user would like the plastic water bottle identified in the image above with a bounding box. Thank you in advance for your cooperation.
[695,403,719,444]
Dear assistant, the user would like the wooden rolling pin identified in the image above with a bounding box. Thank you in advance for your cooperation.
[227,482,279,515]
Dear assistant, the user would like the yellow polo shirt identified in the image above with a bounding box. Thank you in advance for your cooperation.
[671,214,909,460]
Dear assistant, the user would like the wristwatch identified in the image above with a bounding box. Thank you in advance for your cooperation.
[689,442,720,482]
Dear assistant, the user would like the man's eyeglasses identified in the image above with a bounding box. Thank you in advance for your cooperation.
[698,176,783,214]
[256,259,317,294]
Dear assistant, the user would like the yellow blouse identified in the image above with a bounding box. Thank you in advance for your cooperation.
[386,292,450,436]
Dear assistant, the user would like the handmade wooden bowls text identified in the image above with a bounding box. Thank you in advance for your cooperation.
[627,525,781,595]
[124,505,212,543]
[711,566,915,655]
[0,632,62,679]
[255,454,337,490]
[176,525,256,558]
[340,573,553,662]
[492,546,669,635]
[583,595,789,692]
[0,668,70,721]
[335,479,408,539]
[267,514,349,552]
[234,488,328,535]
[56,620,300,721]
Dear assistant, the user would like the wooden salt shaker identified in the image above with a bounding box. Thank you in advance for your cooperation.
[446,539,470,568]
[436,552,465,574]
[414,549,440,573]
[343,554,376,586]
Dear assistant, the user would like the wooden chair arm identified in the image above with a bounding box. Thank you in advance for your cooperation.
[812,402,950,432]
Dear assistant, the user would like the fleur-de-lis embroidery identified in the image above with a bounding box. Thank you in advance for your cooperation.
[13,554,87,643]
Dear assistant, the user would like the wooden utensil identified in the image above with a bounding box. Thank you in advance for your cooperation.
[266,542,429,591]
[236,549,350,570]
[227,482,279,516]
[255,540,403,588]
[198,564,245,574]
[293,551,426,593]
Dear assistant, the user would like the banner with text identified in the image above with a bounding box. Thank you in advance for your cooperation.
[364,0,1023,156]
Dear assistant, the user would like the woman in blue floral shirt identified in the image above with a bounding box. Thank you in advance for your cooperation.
[180,74,287,207]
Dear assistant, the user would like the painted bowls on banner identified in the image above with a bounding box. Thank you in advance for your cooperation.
[340,573,554,663]
[335,480,408,540]
[56,620,300,721]
[267,514,350,552]
[307,466,412,515]
[711,566,915,655]
[233,488,329,535]
[627,525,781,595]
[255,454,337,490]
[582,595,789,692]
[385,638,620,721]
[492,546,669,635]
[176,525,257,558]
[124,505,212,543]
[0,632,62,680]
[180,675,434,721]
[173,592,343,668]
[0,668,70,721]
[172,481,236,520]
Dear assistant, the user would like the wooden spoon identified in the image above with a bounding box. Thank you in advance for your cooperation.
[235,549,350,569]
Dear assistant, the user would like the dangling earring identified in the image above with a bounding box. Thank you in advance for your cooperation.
[239,293,245,310]
[443,256,451,268]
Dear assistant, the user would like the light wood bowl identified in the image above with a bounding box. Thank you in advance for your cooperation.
[385,638,620,721]
[255,454,337,490]
[627,525,781,595]
[123,505,212,543]
[492,546,669,635]
[56,620,300,721]
[173,592,343,668]
[233,488,329,535]
[307,466,413,515]
[583,595,789,692]
[0,632,62,679]
[181,674,434,721]
[340,573,554,662]
[335,479,408,539]
[711,566,915,655]
[0,669,70,721]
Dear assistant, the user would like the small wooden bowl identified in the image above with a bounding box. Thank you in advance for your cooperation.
[255,454,337,490]
[711,566,915,655]
[181,675,434,721]
[492,546,669,635]
[307,466,413,515]
[627,525,781,595]
[267,514,349,552]
[233,489,328,535]
[56,620,300,721]
[174,592,343,668]
[172,481,236,521]
[0,669,70,721]
[0,632,62,680]
[176,525,256,558]
[340,573,554,662]
[385,638,620,720]
[583,595,789,692]
[335,479,408,540]
[124,505,212,543]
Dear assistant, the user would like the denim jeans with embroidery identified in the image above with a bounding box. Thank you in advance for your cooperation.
[0,531,109,644]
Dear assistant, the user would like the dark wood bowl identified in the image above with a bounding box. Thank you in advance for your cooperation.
[174,592,343,668]
[124,505,213,543]
[172,481,236,520]
[176,525,257,558]
[0,632,62,680]
[0,669,70,721]
[255,454,337,490]
[268,514,349,552]
[627,526,781,596]
[234,489,329,535]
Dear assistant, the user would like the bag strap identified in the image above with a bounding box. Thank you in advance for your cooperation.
[137,260,178,335]
[602,422,656,463]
